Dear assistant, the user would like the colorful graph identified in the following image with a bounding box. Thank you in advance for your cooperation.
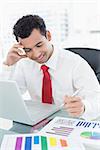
[46,126,74,137]
[80,131,100,140]
[75,120,100,129]
[1,134,70,150]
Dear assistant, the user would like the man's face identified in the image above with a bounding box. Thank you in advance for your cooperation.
[18,29,53,64]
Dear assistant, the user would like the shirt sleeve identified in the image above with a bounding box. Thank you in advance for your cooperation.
[73,57,100,120]
[0,61,27,95]
[12,61,27,94]
[0,63,16,80]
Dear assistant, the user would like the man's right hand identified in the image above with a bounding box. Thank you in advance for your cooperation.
[3,44,27,66]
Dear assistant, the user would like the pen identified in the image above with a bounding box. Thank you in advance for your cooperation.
[72,88,82,97]
[60,88,82,108]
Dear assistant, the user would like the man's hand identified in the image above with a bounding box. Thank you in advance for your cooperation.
[3,44,27,66]
[64,95,85,117]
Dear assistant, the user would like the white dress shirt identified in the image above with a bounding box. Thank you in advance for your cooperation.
[1,46,100,120]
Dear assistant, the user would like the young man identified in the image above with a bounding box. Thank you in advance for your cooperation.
[2,15,100,120]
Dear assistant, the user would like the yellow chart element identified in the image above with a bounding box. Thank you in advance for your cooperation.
[49,137,57,146]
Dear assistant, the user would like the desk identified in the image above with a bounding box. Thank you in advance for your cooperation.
[0,109,99,150]
[10,109,68,134]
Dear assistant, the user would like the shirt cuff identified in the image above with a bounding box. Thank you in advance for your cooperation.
[0,63,16,80]
[2,63,14,71]
[81,99,98,120]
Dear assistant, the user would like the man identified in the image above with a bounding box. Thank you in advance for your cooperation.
[2,15,100,120]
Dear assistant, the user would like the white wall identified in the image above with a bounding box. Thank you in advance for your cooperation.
[62,0,100,49]
[0,0,100,59]
[0,1,71,57]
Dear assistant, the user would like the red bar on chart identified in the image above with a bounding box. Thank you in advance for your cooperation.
[60,139,68,147]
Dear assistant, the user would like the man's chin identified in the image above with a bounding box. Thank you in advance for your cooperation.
[37,60,47,64]
[36,58,48,64]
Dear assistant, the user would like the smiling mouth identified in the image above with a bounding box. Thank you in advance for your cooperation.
[37,53,45,61]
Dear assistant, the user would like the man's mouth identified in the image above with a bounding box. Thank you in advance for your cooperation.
[37,53,45,62]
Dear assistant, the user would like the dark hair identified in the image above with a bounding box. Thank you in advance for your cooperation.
[13,15,46,41]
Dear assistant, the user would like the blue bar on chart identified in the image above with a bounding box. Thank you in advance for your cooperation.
[34,136,39,144]
[25,136,32,150]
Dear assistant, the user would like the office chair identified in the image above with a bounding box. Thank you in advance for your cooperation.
[64,47,100,84]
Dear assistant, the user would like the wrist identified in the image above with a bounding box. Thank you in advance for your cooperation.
[3,60,14,66]
[3,61,10,66]
[3,61,8,66]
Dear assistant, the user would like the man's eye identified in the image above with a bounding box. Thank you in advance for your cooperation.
[37,45,42,47]
[23,48,32,52]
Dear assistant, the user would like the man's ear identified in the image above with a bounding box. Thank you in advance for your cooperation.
[46,31,51,41]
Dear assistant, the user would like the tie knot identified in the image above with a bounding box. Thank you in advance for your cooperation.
[41,65,49,72]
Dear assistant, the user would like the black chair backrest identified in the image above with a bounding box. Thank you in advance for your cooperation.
[64,47,100,84]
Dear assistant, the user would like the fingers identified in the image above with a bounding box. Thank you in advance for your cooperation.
[64,95,85,117]
[10,44,26,55]
[64,95,81,103]
[66,105,84,117]
[17,48,26,56]
[64,97,83,108]
[10,44,24,52]
[4,44,27,66]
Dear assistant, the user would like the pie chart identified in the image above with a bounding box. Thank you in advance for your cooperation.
[80,131,100,140]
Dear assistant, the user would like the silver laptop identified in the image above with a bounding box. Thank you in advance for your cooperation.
[0,80,61,126]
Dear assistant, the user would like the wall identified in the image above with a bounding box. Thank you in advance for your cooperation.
[62,0,100,49]
[0,0,100,59]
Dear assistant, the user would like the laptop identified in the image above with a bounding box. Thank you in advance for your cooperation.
[0,80,61,126]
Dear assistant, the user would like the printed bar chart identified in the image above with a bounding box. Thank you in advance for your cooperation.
[1,134,70,150]
[75,120,100,128]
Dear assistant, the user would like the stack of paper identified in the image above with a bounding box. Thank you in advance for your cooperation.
[40,117,100,149]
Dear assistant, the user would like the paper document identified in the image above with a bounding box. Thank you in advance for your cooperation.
[40,116,100,149]
[0,133,85,150]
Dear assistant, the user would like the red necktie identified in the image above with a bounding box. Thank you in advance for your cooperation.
[41,65,53,104]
